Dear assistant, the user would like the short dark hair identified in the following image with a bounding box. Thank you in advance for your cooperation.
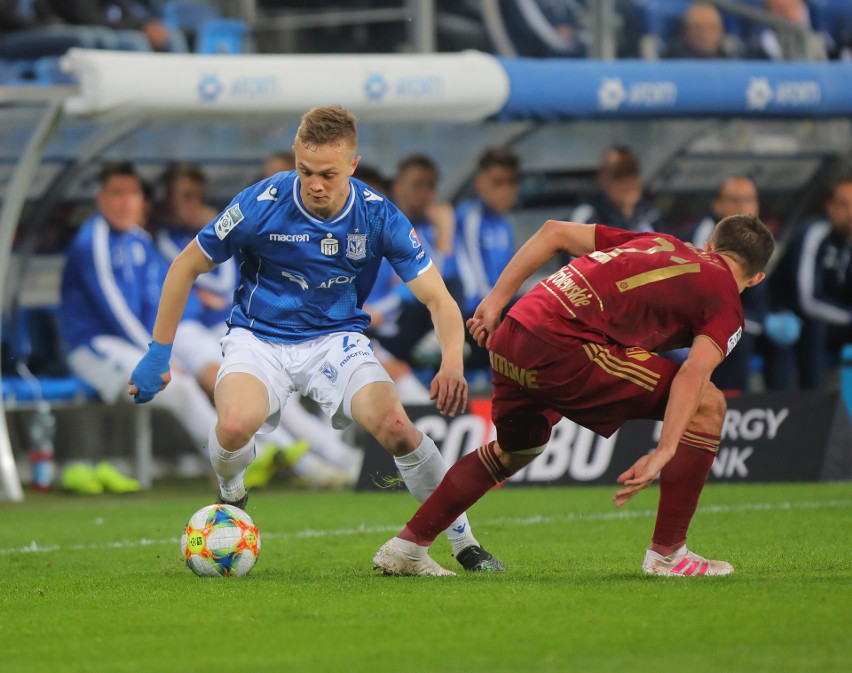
[708,214,775,277]
[160,162,207,196]
[600,146,640,179]
[477,147,520,174]
[354,163,389,193]
[98,161,139,186]
[396,154,439,180]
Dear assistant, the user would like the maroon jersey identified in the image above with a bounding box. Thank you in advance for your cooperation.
[508,225,744,359]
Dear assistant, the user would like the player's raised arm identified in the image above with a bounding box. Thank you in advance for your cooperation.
[405,264,468,417]
[469,219,596,347]
[128,240,216,403]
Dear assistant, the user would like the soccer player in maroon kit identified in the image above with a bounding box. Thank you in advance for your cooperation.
[374,214,775,576]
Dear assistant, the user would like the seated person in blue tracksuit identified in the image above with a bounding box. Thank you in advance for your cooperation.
[153,162,237,397]
[376,154,462,369]
[60,162,218,455]
[770,175,852,390]
[454,147,520,371]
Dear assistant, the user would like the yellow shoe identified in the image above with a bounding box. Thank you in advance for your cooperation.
[61,464,103,495]
[244,440,311,489]
[94,462,141,494]
[279,439,310,468]
[244,444,282,489]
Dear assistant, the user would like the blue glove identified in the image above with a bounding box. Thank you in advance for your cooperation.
[764,311,802,347]
[129,341,172,404]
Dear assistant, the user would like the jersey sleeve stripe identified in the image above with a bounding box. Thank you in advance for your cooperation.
[194,235,215,262]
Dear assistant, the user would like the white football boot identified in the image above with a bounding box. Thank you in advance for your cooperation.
[643,545,734,576]
[373,537,456,577]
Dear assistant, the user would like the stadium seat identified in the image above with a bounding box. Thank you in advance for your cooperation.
[196,19,251,54]
[163,0,221,33]
[32,57,76,86]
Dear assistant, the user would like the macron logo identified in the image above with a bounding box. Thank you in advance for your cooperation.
[270,233,309,242]
[257,185,279,202]
[363,189,383,202]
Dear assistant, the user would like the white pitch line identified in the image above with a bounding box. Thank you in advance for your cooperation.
[0,499,849,557]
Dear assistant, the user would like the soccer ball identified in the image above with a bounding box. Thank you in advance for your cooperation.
[180,504,261,577]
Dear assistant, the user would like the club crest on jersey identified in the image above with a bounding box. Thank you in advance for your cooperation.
[726,327,743,355]
[215,203,244,240]
[346,233,367,260]
[320,360,338,383]
[321,233,339,256]
[409,229,421,249]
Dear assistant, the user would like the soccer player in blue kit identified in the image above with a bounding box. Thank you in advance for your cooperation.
[129,106,502,572]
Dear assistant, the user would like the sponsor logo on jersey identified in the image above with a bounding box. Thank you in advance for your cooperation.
[409,229,421,248]
[346,233,367,260]
[215,203,244,240]
[545,267,592,307]
[269,233,309,242]
[415,249,426,260]
[320,233,339,256]
[363,188,383,202]
[257,185,279,202]
[321,360,338,384]
[281,270,309,290]
[318,274,356,289]
[726,327,743,355]
[626,347,653,362]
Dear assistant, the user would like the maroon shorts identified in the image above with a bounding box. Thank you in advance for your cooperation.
[489,317,678,453]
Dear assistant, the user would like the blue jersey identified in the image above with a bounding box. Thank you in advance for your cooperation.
[61,213,169,351]
[195,171,432,343]
[454,198,515,315]
[157,226,238,328]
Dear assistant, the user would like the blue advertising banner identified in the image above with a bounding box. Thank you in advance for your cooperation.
[495,60,852,120]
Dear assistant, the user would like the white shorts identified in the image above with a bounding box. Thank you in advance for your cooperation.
[216,328,392,432]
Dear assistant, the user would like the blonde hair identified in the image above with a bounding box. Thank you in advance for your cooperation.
[294,106,358,154]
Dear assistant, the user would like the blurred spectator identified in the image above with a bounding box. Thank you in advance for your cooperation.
[666,2,738,59]
[456,148,520,316]
[770,175,852,390]
[47,0,174,50]
[357,162,433,404]
[688,176,799,393]
[497,0,588,57]
[0,0,60,31]
[59,162,221,464]
[372,154,460,369]
[263,150,295,178]
[746,0,826,61]
[153,162,231,399]
[569,146,663,234]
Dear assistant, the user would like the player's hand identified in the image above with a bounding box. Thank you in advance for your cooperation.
[430,366,468,417]
[612,449,675,508]
[128,341,173,404]
[466,297,504,349]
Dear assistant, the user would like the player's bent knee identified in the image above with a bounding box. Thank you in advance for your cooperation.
[216,408,264,448]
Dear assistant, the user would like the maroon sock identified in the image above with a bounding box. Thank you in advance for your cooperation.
[399,442,510,547]
[651,431,720,554]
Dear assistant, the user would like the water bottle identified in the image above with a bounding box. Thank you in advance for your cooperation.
[28,401,56,491]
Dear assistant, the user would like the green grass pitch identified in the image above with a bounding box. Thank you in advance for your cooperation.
[0,481,849,673]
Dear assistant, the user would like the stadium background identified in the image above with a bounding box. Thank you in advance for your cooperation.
[2,0,851,498]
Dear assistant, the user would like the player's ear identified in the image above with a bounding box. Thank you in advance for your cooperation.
[745,271,766,287]
[349,154,361,175]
